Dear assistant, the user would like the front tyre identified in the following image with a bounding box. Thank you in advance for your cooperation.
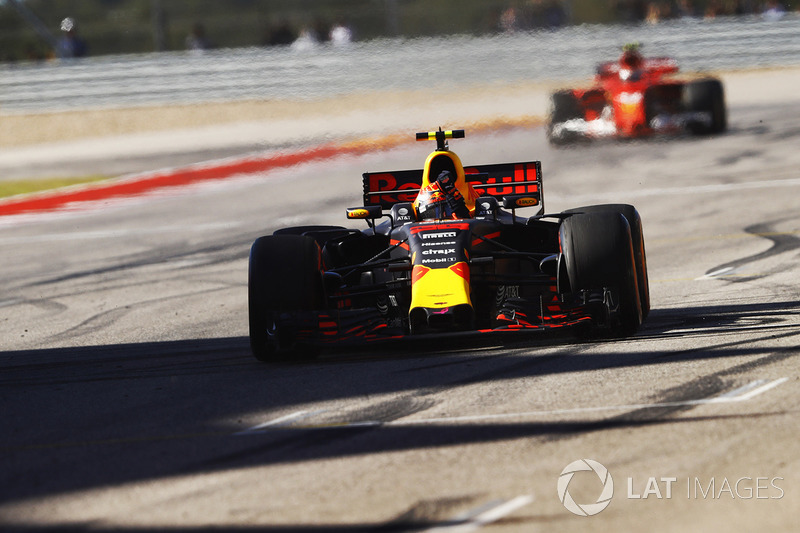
[684,78,726,135]
[563,204,649,319]
[547,90,583,145]
[248,235,324,362]
[560,212,642,336]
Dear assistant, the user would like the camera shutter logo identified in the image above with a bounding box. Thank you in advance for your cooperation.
[557,459,614,516]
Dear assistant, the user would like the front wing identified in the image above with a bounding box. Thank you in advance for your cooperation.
[270,297,602,349]
[550,111,714,140]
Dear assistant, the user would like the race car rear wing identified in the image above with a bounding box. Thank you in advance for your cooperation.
[596,57,679,79]
[362,161,543,214]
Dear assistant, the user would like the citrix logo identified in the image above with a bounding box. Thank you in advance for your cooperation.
[557,459,614,517]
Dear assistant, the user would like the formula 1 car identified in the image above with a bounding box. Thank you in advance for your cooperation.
[547,44,726,144]
[248,129,650,362]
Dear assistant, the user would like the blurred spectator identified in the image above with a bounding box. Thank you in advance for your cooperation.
[329,20,353,46]
[55,17,87,59]
[186,23,213,51]
[498,1,567,32]
[291,27,320,51]
[645,2,665,23]
[499,6,519,32]
[762,1,786,20]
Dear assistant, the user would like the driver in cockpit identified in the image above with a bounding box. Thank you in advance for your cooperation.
[414,170,472,220]
[619,44,644,82]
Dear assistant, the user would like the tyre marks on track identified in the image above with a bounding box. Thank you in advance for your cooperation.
[234,378,788,432]
[698,216,800,282]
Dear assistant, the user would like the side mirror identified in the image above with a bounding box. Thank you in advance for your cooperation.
[502,194,543,223]
[502,194,540,209]
[346,205,383,220]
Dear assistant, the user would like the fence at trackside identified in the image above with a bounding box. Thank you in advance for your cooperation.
[2,14,799,114]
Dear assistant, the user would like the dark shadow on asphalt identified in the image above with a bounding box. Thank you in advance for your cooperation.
[1,299,798,518]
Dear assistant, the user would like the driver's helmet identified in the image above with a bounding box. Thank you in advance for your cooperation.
[415,170,470,220]
[619,44,643,80]
[60,17,76,33]
[620,49,643,69]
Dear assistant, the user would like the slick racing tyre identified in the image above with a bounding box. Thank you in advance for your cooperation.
[684,78,726,135]
[248,234,324,362]
[563,204,650,319]
[547,90,583,145]
[560,211,643,335]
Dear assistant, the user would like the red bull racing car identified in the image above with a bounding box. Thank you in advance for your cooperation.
[547,44,726,144]
[248,129,650,362]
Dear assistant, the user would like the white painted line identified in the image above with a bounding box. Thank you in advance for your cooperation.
[469,495,535,528]
[385,379,788,426]
[234,409,326,435]
[422,495,534,533]
[236,379,789,433]
[726,377,789,402]
[382,378,790,428]
[316,421,383,429]
[708,379,770,401]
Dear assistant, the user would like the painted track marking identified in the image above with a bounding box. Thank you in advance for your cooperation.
[234,409,327,435]
[385,378,790,425]
[721,377,789,402]
[422,495,534,533]
[240,378,789,432]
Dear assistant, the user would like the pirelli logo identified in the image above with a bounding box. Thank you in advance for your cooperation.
[421,231,457,240]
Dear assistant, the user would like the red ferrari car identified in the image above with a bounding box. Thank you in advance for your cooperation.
[547,45,726,143]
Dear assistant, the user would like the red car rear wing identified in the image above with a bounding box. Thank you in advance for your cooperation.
[596,57,679,79]
[362,161,543,211]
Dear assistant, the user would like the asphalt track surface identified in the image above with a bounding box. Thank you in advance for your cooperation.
[2,101,800,532]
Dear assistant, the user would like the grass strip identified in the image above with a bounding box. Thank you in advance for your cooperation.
[0,175,110,199]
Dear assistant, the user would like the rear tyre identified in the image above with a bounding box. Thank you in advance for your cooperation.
[560,212,642,335]
[563,204,649,319]
[249,235,324,362]
[684,78,726,134]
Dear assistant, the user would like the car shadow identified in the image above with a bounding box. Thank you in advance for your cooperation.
[1,299,798,521]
